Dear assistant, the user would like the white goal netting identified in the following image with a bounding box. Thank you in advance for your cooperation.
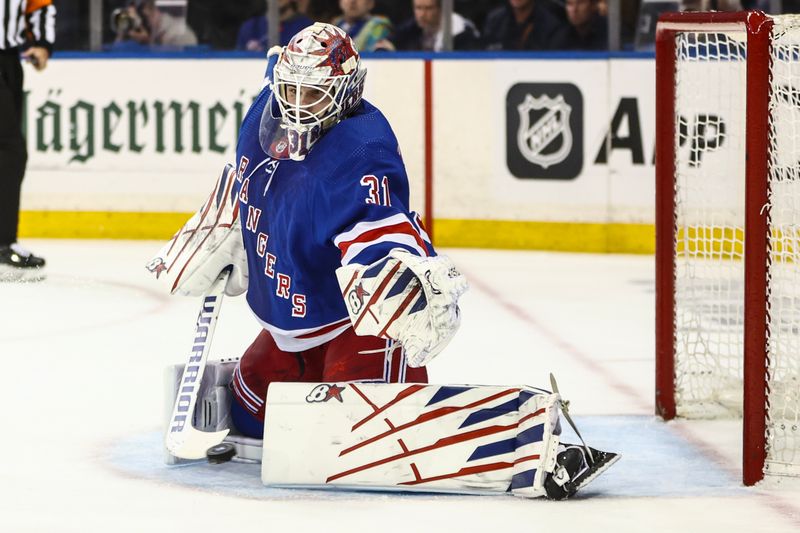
[672,17,800,477]
[764,16,800,476]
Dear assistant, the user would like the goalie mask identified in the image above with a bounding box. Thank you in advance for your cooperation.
[260,23,367,161]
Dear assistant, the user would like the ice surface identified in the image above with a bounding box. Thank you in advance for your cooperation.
[1,240,798,532]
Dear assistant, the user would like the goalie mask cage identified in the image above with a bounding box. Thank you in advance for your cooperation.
[655,10,800,486]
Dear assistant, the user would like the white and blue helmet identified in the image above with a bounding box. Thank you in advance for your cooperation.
[260,23,367,161]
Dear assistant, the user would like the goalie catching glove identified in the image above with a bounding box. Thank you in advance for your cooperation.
[145,163,248,297]
[336,249,468,367]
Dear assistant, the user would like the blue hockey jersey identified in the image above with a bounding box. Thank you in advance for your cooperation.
[234,75,434,351]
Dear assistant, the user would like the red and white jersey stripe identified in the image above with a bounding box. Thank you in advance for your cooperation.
[409,211,431,243]
[334,213,430,266]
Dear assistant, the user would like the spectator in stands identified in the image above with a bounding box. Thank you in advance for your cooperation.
[564,0,607,50]
[483,0,570,50]
[333,0,395,51]
[111,1,150,49]
[141,0,198,47]
[236,0,313,51]
[455,0,505,33]
[393,0,481,51]
[374,0,413,28]
[303,0,341,22]
[112,0,198,48]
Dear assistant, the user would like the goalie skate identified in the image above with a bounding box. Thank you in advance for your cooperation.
[544,444,620,500]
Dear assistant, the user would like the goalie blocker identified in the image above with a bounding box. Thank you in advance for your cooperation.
[164,364,619,499]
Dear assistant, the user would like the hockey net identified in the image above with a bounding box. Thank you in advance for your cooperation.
[656,11,800,485]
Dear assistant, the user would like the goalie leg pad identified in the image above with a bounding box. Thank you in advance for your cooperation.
[261,382,563,497]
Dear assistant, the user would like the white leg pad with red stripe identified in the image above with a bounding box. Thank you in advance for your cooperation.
[261,382,562,498]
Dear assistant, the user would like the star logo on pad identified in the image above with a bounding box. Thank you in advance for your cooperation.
[146,258,168,279]
[347,283,371,314]
[324,384,344,402]
[355,283,370,303]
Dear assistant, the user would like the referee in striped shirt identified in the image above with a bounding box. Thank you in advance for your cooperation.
[0,0,55,282]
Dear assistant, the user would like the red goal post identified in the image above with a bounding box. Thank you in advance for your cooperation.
[655,11,800,486]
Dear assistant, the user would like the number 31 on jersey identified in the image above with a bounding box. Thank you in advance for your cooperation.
[361,175,391,207]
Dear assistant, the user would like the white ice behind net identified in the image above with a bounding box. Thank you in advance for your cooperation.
[765,16,800,476]
[673,20,800,477]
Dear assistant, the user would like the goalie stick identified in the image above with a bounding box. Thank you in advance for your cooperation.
[165,268,231,459]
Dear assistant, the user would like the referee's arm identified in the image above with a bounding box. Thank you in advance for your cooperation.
[21,0,56,71]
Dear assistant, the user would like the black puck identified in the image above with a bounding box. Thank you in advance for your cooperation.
[206,442,236,464]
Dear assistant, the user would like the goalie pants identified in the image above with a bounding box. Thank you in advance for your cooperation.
[0,50,26,246]
[231,327,428,437]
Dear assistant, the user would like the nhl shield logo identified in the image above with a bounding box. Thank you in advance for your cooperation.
[506,83,583,180]
[516,94,572,169]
